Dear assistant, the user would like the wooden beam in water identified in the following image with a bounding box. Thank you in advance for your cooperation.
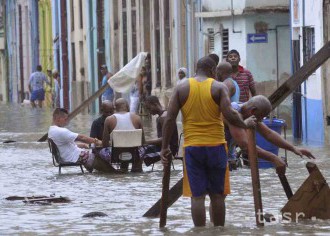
[143,178,183,217]
[269,41,330,108]
[281,162,330,220]
[247,129,264,226]
[159,155,172,228]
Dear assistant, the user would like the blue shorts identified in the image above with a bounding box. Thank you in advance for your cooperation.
[185,145,228,197]
[30,88,45,102]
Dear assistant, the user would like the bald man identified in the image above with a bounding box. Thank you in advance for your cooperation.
[225,95,315,174]
[216,62,240,103]
[161,56,257,227]
[102,98,144,172]
[90,100,114,140]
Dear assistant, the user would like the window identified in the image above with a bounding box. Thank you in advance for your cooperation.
[207,28,215,53]
[222,29,229,59]
[303,27,315,64]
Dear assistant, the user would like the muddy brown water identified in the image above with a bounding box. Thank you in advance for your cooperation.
[0,104,330,235]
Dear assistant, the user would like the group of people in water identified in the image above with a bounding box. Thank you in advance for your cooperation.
[48,49,316,228]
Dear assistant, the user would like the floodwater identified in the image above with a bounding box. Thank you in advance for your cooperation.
[1,104,330,235]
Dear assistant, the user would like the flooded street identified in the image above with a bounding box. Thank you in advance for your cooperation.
[1,104,330,235]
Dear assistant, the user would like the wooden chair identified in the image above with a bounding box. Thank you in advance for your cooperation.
[111,129,143,171]
[47,138,84,174]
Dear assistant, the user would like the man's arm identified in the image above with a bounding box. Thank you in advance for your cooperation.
[227,121,286,173]
[256,123,315,159]
[76,134,101,146]
[219,83,256,128]
[145,138,162,146]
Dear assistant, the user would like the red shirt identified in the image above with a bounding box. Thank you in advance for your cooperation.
[232,65,255,102]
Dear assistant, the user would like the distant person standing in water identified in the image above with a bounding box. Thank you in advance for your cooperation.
[100,65,114,102]
[52,69,61,108]
[29,65,50,108]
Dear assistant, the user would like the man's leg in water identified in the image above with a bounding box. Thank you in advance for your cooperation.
[191,195,206,226]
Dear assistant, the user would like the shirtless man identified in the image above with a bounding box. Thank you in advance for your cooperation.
[143,95,179,166]
[226,95,315,174]
[161,56,256,227]
[216,62,240,103]
[90,100,114,140]
[215,62,241,166]
[102,98,144,172]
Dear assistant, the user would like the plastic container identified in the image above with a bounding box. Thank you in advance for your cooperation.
[256,118,286,168]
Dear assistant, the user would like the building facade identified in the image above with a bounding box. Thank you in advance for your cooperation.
[198,0,291,125]
[290,0,330,145]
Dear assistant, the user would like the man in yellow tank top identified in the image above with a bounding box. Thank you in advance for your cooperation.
[161,56,257,227]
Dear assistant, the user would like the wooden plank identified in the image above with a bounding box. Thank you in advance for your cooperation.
[277,172,293,199]
[159,154,172,228]
[23,196,70,203]
[247,129,264,226]
[281,162,330,220]
[143,178,183,217]
[269,41,330,109]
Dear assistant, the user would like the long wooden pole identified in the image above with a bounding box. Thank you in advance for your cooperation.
[159,155,172,228]
[247,129,264,227]
[277,172,293,200]
[37,84,109,142]
[144,178,183,217]
[269,41,330,109]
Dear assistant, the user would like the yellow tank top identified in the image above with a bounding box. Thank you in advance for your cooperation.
[181,78,226,147]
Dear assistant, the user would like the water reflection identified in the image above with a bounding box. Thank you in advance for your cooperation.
[0,104,330,235]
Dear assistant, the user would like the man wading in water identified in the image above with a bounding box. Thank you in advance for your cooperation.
[160,56,256,227]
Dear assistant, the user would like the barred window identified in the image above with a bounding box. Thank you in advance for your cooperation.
[208,28,215,53]
[222,29,229,59]
[303,27,315,64]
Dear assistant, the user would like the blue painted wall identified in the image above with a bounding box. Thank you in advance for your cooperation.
[302,97,324,146]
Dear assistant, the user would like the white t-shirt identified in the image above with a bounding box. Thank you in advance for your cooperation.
[48,125,82,163]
